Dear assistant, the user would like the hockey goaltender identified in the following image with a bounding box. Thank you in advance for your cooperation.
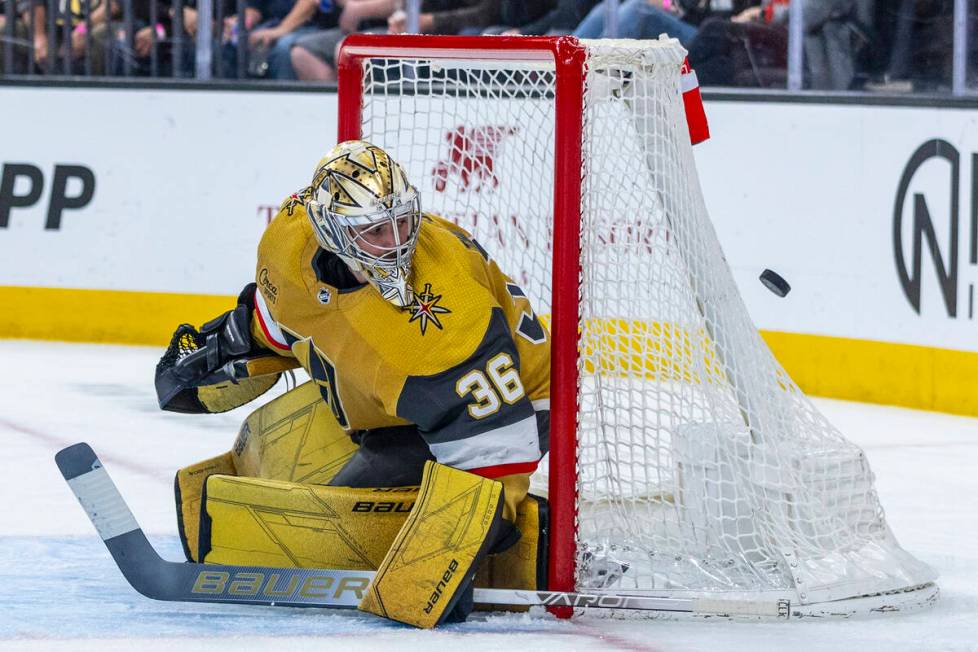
[154,140,552,628]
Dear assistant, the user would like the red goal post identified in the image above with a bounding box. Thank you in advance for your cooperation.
[338,35,586,601]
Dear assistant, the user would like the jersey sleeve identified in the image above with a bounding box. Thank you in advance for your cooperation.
[250,197,302,357]
[395,307,544,480]
[251,283,295,356]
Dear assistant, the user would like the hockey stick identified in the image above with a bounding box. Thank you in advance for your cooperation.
[55,442,790,618]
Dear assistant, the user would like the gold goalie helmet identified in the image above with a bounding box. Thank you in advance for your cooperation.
[306,140,421,307]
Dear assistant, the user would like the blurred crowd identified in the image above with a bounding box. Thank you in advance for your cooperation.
[0,0,972,91]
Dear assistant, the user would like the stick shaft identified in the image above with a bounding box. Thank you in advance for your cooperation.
[56,442,788,618]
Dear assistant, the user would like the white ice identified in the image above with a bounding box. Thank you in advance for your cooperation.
[0,340,975,652]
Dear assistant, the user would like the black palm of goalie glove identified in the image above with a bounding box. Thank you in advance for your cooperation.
[155,284,298,414]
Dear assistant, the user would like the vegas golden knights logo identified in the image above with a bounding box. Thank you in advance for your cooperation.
[405,283,451,335]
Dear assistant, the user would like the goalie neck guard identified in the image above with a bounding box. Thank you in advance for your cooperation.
[306,140,421,308]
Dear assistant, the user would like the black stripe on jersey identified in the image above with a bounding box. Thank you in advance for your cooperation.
[308,347,349,428]
[505,283,526,299]
[282,330,299,348]
[535,410,550,455]
[396,308,535,445]
[470,238,491,262]
[447,227,491,262]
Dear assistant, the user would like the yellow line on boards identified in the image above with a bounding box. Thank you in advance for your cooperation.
[2,286,976,417]
[0,286,237,347]
[761,331,978,418]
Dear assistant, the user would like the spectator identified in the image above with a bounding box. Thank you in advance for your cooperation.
[289,0,399,82]
[386,0,500,34]
[27,0,116,74]
[479,0,554,35]
[905,0,955,90]
[686,0,788,87]
[869,0,916,90]
[111,0,217,77]
[0,0,32,74]
[868,0,957,92]
[70,0,117,73]
[573,0,698,46]
[497,0,596,35]
[226,0,338,78]
[117,0,332,79]
[803,0,860,90]
[291,0,500,82]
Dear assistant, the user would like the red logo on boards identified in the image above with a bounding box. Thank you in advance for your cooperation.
[432,126,518,193]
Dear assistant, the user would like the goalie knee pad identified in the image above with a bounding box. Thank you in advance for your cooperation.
[186,462,548,599]
[193,470,548,595]
[231,381,358,483]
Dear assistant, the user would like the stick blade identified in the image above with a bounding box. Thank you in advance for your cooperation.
[55,442,101,481]
[56,442,141,542]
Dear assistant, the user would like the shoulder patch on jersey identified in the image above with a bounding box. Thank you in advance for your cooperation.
[516,311,546,345]
[258,268,279,305]
[405,282,451,335]
[280,187,312,216]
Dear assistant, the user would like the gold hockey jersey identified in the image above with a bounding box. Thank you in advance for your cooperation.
[249,193,551,480]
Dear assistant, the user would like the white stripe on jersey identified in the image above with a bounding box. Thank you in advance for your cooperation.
[428,416,540,471]
[531,398,550,412]
[254,288,290,350]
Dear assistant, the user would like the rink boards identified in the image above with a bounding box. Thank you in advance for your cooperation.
[1,84,976,415]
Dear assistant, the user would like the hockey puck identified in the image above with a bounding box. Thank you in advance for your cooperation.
[759,269,791,297]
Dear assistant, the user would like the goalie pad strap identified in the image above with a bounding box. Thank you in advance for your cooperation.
[358,461,504,628]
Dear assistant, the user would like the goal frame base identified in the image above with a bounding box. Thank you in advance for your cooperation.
[573,583,939,620]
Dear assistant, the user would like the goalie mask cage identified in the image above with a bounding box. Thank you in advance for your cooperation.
[336,34,937,618]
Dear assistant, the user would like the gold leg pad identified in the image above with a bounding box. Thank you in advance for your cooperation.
[200,474,416,570]
[358,462,504,628]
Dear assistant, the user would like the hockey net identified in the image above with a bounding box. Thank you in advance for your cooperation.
[336,35,936,615]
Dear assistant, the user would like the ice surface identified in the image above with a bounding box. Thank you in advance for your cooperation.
[1,340,975,651]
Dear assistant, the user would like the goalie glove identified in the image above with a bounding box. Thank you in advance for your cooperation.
[155,283,298,413]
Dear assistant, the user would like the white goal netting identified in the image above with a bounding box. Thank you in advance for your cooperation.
[351,37,935,608]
